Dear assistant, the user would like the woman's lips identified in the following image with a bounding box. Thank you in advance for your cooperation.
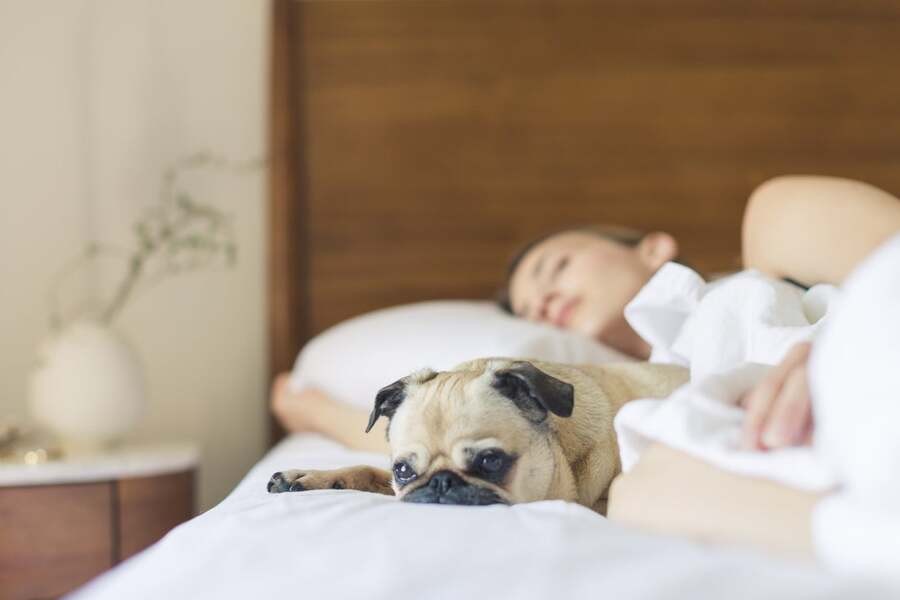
[553,298,581,328]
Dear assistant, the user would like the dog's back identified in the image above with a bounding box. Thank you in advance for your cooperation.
[501,360,688,511]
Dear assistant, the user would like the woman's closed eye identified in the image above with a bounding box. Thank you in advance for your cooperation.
[514,253,570,319]
[551,256,570,280]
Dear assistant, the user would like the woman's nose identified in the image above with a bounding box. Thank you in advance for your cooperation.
[537,292,558,321]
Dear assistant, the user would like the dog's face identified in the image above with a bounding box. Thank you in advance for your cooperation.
[365,360,574,506]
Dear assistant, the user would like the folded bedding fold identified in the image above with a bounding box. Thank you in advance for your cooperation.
[618,235,900,581]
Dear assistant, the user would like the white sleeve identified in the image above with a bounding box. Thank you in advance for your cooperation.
[813,494,900,583]
[807,234,900,582]
[623,262,704,366]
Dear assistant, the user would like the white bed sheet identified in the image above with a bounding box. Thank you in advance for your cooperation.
[71,434,895,600]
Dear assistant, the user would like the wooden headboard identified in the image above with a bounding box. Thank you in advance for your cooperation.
[268,0,900,442]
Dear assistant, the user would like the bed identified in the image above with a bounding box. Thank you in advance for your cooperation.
[73,1,900,597]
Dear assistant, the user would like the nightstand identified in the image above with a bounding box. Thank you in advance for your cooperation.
[0,443,197,600]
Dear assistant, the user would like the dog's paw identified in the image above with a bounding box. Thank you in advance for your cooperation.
[267,469,346,494]
[267,470,304,493]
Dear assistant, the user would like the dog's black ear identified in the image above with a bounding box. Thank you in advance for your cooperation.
[492,362,574,422]
[366,369,438,433]
[366,379,407,433]
[366,369,437,433]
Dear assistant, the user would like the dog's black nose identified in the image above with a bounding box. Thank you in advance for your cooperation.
[428,470,465,494]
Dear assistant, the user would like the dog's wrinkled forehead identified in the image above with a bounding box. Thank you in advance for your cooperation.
[367,359,574,442]
[396,360,522,413]
[390,366,496,433]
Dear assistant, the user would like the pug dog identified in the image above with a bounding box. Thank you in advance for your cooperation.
[267,359,687,514]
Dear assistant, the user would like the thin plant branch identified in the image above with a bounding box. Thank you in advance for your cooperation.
[47,243,130,331]
[48,152,264,330]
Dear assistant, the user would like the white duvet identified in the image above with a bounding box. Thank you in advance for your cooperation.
[72,434,894,600]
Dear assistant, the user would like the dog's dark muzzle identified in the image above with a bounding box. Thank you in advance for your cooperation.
[400,470,507,506]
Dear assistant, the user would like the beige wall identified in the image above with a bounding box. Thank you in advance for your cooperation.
[1,2,93,421]
[0,0,268,510]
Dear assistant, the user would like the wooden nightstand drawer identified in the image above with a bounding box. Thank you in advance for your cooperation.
[0,482,114,599]
[119,471,194,560]
[0,469,194,599]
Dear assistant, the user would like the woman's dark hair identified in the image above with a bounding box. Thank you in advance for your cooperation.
[496,225,645,314]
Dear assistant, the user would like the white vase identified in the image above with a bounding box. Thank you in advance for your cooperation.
[29,320,145,455]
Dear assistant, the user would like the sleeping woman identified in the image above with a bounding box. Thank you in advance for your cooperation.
[270,175,900,578]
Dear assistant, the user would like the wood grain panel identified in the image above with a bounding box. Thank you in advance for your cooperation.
[117,471,194,560]
[277,0,900,336]
[269,0,307,443]
[0,483,113,600]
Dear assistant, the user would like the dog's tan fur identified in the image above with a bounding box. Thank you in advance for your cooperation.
[269,359,687,514]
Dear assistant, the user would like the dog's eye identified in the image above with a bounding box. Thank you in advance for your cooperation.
[392,461,417,483]
[475,451,504,473]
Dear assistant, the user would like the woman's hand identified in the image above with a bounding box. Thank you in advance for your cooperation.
[270,372,326,433]
[740,342,814,451]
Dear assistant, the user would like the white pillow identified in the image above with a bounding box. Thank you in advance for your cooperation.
[289,300,630,408]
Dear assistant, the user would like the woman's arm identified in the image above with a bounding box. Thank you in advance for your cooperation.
[616,177,897,557]
[743,175,900,285]
[271,373,390,455]
[740,177,900,449]
[607,444,821,559]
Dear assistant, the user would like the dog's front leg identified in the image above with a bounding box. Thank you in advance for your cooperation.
[267,465,394,495]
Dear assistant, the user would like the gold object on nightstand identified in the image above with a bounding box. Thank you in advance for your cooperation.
[0,423,62,464]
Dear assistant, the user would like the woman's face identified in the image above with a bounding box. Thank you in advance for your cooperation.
[508,231,676,350]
